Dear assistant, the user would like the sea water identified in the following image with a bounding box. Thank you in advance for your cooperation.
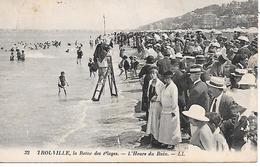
[0,30,144,149]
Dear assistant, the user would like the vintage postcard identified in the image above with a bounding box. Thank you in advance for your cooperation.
[0,0,258,162]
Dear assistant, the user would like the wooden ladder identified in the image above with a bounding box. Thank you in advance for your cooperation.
[92,56,118,101]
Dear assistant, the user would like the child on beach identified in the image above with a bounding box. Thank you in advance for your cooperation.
[88,58,97,77]
[123,55,130,79]
[58,71,69,96]
[130,56,139,78]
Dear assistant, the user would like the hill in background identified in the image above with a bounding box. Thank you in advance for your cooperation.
[138,0,258,30]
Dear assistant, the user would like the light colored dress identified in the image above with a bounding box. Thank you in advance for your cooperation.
[146,78,164,140]
[158,81,182,145]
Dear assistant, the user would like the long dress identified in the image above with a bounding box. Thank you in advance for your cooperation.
[138,64,156,117]
[158,81,182,145]
[146,79,164,140]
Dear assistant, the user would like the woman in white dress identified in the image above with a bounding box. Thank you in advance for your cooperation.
[146,67,164,147]
[158,71,182,149]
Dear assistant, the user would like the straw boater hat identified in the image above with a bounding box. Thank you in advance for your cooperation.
[206,77,225,89]
[231,69,248,77]
[188,64,203,74]
[195,55,206,62]
[183,104,209,122]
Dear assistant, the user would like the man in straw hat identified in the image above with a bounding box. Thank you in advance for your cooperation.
[183,104,216,151]
[206,76,246,148]
[187,64,209,112]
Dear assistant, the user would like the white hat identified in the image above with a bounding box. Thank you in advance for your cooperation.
[211,42,220,48]
[206,77,225,89]
[238,36,249,42]
[183,105,209,122]
[176,52,183,58]
[154,43,161,47]
[238,73,256,86]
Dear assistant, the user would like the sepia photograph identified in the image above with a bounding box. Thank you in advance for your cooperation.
[0,0,258,162]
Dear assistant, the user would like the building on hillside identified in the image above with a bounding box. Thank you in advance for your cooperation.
[200,13,217,28]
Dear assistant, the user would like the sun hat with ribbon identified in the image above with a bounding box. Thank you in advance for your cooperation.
[183,104,209,122]
[206,77,225,89]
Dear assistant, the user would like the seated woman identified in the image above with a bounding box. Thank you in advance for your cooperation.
[183,105,216,151]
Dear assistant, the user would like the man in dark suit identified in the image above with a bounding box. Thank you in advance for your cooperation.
[187,64,210,112]
[170,59,190,136]
[207,76,246,148]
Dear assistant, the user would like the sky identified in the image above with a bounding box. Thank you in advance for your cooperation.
[0,0,247,30]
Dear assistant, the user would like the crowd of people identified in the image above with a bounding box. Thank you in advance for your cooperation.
[114,30,257,152]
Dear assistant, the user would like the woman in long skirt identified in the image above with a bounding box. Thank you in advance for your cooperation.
[146,67,164,147]
[158,71,182,149]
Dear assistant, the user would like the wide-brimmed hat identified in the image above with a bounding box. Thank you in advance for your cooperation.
[238,73,256,86]
[206,77,225,89]
[188,64,203,74]
[145,55,155,64]
[183,105,209,122]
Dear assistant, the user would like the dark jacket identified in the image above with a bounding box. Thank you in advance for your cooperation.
[156,57,171,75]
[93,43,110,63]
[187,80,209,112]
[209,94,244,148]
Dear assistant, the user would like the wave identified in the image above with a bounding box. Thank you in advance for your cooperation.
[25,51,56,59]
